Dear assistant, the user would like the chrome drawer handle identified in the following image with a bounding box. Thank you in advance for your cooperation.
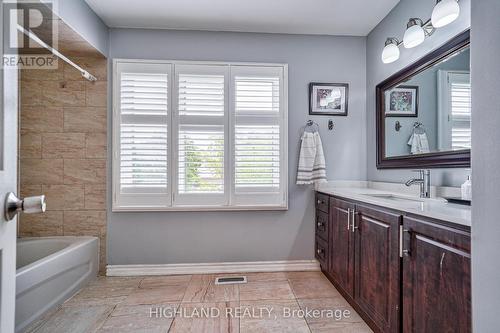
[351,209,357,233]
[399,227,411,258]
[317,248,324,255]
[347,208,351,231]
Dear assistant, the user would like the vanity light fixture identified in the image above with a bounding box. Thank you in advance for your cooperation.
[381,0,460,63]
[432,0,460,28]
[403,19,427,48]
[382,38,401,64]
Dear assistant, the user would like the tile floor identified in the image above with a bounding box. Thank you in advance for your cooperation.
[25,271,373,333]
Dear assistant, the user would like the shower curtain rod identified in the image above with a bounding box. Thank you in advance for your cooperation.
[17,25,97,82]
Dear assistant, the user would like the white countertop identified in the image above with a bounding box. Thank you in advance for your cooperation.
[316,181,471,228]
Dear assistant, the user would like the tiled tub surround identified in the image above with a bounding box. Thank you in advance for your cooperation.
[23,271,373,333]
[18,56,108,272]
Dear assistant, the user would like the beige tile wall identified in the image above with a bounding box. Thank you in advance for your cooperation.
[19,56,108,273]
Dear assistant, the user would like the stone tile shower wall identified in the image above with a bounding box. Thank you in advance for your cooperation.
[19,57,108,273]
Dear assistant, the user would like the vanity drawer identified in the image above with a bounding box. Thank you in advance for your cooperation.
[315,236,328,269]
[315,211,329,241]
[316,193,329,213]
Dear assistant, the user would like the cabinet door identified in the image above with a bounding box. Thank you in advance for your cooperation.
[402,217,471,333]
[354,204,401,333]
[329,197,355,297]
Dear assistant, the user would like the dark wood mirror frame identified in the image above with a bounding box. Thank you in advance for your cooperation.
[376,29,471,169]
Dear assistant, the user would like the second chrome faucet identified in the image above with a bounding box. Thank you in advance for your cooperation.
[405,170,431,198]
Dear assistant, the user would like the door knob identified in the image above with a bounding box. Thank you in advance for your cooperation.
[4,192,46,221]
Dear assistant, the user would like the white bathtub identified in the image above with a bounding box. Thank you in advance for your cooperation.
[15,237,99,332]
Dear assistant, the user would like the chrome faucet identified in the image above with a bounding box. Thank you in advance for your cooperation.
[405,170,431,198]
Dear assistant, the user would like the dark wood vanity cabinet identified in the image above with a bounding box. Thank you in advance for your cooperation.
[329,197,355,297]
[315,192,471,333]
[314,193,330,269]
[354,204,401,333]
[402,216,471,333]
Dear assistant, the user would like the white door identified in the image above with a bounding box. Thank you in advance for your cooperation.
[0,5,19,330]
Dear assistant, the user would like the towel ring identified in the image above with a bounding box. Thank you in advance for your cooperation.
[301,120,319,135]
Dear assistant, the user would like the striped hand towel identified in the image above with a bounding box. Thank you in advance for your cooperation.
[296,131,327,187]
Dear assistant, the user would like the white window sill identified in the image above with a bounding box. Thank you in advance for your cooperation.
[112,205,289,212]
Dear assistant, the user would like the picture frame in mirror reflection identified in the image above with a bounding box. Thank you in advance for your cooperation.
[309,82,349,116]
[385,85,418,117]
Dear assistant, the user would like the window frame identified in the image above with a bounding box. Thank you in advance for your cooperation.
[112,61,173,210]
[437,70,471,151]
[112,59,288,212]
[231,65,287,207]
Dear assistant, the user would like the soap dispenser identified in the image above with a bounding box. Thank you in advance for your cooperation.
[461,175,472,200]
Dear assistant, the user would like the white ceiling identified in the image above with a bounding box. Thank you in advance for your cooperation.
[85,0,400,36]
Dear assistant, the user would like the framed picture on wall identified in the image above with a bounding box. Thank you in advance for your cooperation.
[309,82,349,116]
[385,85,419,117]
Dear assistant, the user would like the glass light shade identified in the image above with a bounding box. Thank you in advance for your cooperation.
[403,24,425,48]
[432,0,460,28]
[382,43,400,64]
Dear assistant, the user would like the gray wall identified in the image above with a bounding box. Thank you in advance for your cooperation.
[107,29,367,265]
[471,0,500,331]
[366,0,471,186]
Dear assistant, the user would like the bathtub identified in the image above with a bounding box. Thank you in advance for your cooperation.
[15,237,99,332]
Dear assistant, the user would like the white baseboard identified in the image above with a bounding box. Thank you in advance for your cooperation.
[106,260,320,277]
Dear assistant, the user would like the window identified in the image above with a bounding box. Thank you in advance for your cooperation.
[113,60,288,211]
[232,66,284,206]
[437,70,471,151]
[449,73,471,150]
[114,62,171,208]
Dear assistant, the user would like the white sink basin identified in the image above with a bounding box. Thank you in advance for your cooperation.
[362,193,425,203]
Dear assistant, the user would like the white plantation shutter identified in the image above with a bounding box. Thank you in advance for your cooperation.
[120,123,167,188]
[178,74,225,117]
[231,66,286,207]
[235,124,280,189]
[174,65,228,206]
[113,60,287,210]
[449,73,471,149]
[114,62,172,209]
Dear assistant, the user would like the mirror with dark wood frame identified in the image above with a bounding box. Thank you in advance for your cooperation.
[376,30,470,169]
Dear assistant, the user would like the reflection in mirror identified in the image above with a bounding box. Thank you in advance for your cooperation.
[384,46,470,158]
[1,4,3,170]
